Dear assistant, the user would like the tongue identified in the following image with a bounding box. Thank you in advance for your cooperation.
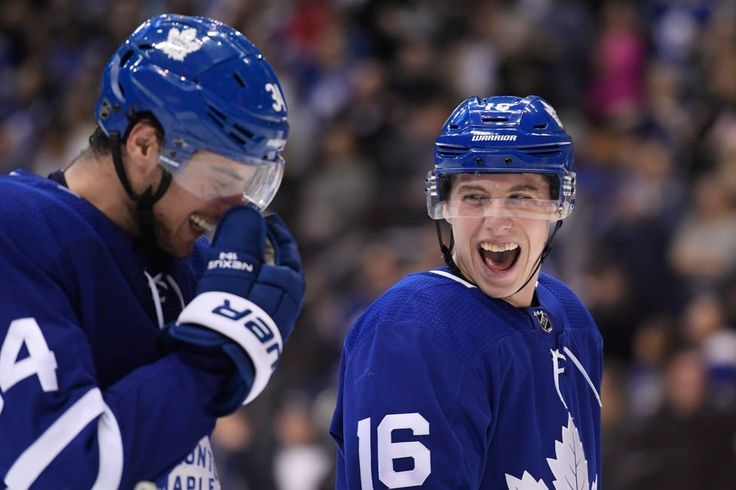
[483,249,518,272]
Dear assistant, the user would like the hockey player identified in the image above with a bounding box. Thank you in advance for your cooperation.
[331,96,603,489]
[0,15,304,489]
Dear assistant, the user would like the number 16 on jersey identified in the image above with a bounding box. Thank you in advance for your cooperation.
[356,412,431,489]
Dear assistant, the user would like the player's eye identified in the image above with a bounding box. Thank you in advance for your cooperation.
[461,193,487,203]
[506,194,536,206]
[214,178,242,196]
[508,193,533,200]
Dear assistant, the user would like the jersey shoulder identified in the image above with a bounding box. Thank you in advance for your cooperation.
[0,171,152,302]
[538,272,598,332]
[345,269,521,363]
[0,171,124,254]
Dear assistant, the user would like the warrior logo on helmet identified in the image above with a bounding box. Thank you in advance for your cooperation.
[471,134,518,142]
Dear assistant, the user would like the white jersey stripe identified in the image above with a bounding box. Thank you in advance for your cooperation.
[563,346,603,408]
[177,292,283,405]
[144,271,165,329]
[92,402,123,489]
[429,270,477,288]
[5,388,105,488]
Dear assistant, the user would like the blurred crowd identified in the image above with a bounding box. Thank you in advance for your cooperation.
[3,0,736,488]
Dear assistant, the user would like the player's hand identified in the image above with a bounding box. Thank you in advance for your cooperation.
[163,205,304,414]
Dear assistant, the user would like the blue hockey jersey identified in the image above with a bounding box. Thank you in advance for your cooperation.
[0,170,225,489]
[331,268,603,489]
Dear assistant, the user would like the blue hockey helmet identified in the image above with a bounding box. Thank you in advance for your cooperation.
[96,14,288,210]
[426,95,576,221]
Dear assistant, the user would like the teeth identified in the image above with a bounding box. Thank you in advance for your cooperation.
[480,242,519,252]
[189,214,215,233]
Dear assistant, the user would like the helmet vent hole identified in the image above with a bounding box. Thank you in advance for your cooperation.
[533,123,548,129]
[233,123,254,140]
[233,72,247,88]
[449,124,459,129]
[521,144,562,157]
[119,50,135,68]
[207,113,224,128]
[229,131,246,145]
[206,102,257,149]
[206,105,227,127]
[436,144,468,158]
[481,116,508,123]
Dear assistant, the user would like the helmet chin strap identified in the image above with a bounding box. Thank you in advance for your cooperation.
[436,220,463,277]
[436,219,564,303]
[503,220,563,301]
[110,132,173,257]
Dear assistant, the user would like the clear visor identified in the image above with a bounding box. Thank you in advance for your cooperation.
[426,172,575,221]
[428,195,573,221]
[161,150,284,210]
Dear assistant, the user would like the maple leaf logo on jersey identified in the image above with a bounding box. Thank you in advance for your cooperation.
[504,415,598,490]
[157,27,201,61]
[505,471,548,490]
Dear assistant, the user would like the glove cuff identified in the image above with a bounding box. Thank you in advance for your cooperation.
[177,292,283,405]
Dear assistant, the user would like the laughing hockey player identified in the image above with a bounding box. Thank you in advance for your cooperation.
[0,15,304,489]
[331,96,603,489]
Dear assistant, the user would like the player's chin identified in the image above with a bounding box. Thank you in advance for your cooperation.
[158,240,192,258]
[173,219,209,257]
[159,230,197,258]
[174,241,196,258]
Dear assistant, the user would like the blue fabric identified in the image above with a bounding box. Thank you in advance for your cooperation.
[194,207,304,333]
[0,170,225,488]
[331,267,603,489]
[164,206,304,414]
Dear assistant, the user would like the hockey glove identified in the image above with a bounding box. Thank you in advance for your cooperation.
[164,205,304,414]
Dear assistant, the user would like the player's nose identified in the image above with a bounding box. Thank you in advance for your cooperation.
[483,212,513,232]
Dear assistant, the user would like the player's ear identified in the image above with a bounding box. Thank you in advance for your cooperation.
[443,206,459,226]
[442,204,454,225]
[124,120,162,176]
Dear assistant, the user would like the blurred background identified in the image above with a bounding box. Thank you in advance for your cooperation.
[3,0,736,488]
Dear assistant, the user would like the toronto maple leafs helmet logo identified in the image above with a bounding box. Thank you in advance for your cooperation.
[157,27,201,61]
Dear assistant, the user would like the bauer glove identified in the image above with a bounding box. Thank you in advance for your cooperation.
[163,205,304,414]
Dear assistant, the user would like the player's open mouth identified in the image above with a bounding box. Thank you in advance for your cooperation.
[189,213,216,234]
[480,241,520,273]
